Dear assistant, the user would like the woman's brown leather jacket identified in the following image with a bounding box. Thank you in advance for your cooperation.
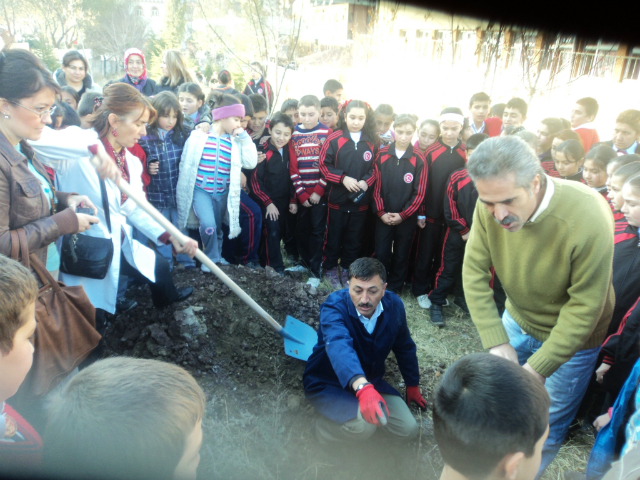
[0,131,78,270]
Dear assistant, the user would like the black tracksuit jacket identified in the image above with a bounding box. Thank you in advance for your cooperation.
[372,143,427,220]
[420,140,466,220]
[443,168,477,235]
[250,141,295,207]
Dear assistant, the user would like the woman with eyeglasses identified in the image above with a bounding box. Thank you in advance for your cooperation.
[53,50,102,97]
[0,48,116,281]
[117,48,158,97]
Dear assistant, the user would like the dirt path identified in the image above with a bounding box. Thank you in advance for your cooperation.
[105,265,592,480]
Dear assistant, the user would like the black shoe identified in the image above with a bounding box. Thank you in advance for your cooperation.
[454,296,470,315]
[175,287,194,303]
[246,260,262,270]
[116,297,138,314]
[430,305,445,327]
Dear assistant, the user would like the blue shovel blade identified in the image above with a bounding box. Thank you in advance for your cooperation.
[280,315,318,361]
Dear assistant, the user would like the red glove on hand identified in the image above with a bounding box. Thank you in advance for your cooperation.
[406,385,427,410]
[356,384,389,426]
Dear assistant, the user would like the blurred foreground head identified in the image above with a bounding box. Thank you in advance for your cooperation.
[433,353,550,480]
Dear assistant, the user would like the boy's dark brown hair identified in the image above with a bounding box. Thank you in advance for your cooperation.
[433,353,550,480]
[616,109,640,133]
[299,94,321,110]
[44,357,206,480]
[0,256,38,354]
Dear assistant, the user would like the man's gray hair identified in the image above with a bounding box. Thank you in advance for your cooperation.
[467,136,545,189]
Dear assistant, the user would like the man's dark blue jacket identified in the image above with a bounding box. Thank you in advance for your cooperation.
[303,288,420,423]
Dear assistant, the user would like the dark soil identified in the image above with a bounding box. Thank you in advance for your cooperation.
[105,265,447,480]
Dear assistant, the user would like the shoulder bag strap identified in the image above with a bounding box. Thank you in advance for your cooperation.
[10,230,20,261]
[100,177,112,233]
[15,228,31,271]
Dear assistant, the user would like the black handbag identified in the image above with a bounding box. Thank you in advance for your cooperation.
[60,177,114,279]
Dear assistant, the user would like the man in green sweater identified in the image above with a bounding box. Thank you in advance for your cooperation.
[462,136,615,475]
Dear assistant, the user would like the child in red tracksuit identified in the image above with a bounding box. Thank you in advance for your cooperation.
[413,107,467,308]
[251,113,296,273]
[426,133,507,327]
[606,154,640,233]
[319,100,379,288]
[372,114,427,293]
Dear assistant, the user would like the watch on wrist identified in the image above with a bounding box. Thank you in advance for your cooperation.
[355,382,371,392]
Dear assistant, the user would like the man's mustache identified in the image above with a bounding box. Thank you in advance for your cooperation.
[358,303,373,309]
[494,214,519,226]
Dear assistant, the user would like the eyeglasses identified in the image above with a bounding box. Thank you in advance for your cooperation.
[66,66,85,72]
[11,102,57,119]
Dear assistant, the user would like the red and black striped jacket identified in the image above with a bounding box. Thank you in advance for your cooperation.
[539,150,560,178]
[614,210,628,233]
[251,141,295,207]
[243,78,274,110]
[443,168,477,235]
[372,143,427,220]
[420,140,466,220]
[319,129,378,212]
[603,225,640,342]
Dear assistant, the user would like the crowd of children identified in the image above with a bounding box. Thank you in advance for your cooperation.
[4,47,640,479]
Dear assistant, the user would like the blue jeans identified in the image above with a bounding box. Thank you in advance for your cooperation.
[192,188,228,263]
[157,208,196,271]
[502,310,600,476]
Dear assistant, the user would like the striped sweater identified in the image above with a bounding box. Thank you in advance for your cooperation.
[196,134,232,195]
[289,123,332,204]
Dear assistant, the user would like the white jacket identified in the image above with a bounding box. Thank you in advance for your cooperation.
[30,127,166,314]
[177,129,257,238]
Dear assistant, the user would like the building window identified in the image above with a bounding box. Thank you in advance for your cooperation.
[399,30,407,38]
[348,30,353,40]
[151,7,159,16]
[136,6,143,16]
[416,30,424,39]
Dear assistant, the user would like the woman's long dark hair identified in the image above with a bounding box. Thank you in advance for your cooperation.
[147,91,189,147]
[0,48,60,102]
[337,100,379,145]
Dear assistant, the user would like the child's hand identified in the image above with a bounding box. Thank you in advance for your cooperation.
[381,213,393,225]
[196,123,211,134]
[593,413,611,431]
[232,127,244,137]
[257,152,267,164]
[266,203,279,220]
[302,200,312,208]
[461,232,470,241]
[342,176,359,192]
[417,218,426,229]
[289,203,298,214]
[387,213,403,225]
[357,180,368,192]
[309,192,321,204]
[148,161,159,175]
[240,172,247,189]
[595,363,611,384]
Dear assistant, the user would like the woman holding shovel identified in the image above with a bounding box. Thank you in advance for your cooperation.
[29,83,198,347]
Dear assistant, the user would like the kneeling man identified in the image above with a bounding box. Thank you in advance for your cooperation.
[303,257,426,443]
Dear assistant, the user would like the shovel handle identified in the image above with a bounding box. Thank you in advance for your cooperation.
[89,154,285,335]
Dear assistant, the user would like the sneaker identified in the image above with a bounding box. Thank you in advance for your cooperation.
[218,258,230,266]
[339,268,349,287]
[430,305,446,327]
[306,277,320,288]
[116,297,138,314]
[201,263,211,273]
[325,268,342,290]
[417,294,432,309]
[454,296,470,315]
[285,264,308,273]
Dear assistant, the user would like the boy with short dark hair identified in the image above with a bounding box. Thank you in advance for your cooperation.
[320,96,339,130]
[43,357,206,480]
[247,93,270,147]
[571,97,600,152]
[289,95,332,286]
[468,92,502,137]
[251,112,297,273]
[281,98,299,125]
[323,79,344,104]
[502,97,528,128]
[0,256,41,470]
[434,353,550,480]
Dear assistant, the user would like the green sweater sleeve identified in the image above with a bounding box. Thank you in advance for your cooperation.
[462,203,510,349]
[527,209,614,377]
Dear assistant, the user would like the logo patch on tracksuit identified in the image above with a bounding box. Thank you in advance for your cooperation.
[258,88,264,94]
[404,173,413,183]
[363,151,372,161]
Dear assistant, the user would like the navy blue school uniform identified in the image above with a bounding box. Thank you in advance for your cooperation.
[303,289,420,424]
[250,140,295,270]
[319,130,378,271]
[412,139,466,297]
[372,143,427,292]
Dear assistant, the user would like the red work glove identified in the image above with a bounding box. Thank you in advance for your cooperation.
[356,384,389,426]
[406,385,427,410]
